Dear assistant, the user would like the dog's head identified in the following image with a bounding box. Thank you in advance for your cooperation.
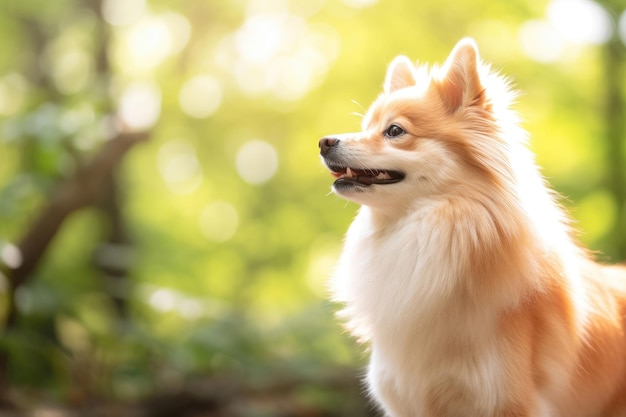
[319,38,519,209]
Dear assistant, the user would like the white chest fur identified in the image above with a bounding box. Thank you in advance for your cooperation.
[331,205,511,416]
[332,204,467,337]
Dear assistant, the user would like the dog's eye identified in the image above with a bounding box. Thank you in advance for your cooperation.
[385,124,405,138]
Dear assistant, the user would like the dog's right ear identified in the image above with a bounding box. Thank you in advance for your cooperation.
[384,56,417,93]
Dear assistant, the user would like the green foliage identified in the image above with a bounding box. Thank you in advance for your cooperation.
[0,0,625,412]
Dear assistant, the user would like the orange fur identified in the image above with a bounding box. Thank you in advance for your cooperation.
[319,38,626,416]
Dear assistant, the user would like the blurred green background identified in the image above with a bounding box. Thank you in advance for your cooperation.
[1,0,625,415]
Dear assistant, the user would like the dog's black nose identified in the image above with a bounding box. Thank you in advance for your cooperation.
[319,137,339,156]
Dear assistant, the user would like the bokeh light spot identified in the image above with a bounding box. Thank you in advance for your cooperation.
[126,16,173,71]
[111,11,190,75]
[1,242,23,269]
[519,20,564,63]
[157,140,203,194]
[547,0,612,45]
[267,57,314,101]
[179,299,204,320]
[179,76,222,118]
[222,11,340,101]
[161,12,191,54]
[102,0,146,26]
[149,288,177,312]
[200,201,239,242]
[118,81,161,130]
[50,49,93,95]
[235,13,305,66]
[235,140,278,185]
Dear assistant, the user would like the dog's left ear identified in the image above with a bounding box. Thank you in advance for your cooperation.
[436,38,485,113]
[384,55,417,93]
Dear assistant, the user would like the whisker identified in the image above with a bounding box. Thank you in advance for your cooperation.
[350,100,366,120]
[351,100,365,111]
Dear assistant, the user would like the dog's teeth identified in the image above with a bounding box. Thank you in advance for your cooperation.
[376,171,391,180]
[346,167,354,177]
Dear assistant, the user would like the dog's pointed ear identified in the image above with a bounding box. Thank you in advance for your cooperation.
[436,38,484,113]
[384,55,417,93]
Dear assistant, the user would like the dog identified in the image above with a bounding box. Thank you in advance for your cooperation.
[319,38,626,416]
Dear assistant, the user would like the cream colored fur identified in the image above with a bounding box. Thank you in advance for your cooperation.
[320,39,626,416]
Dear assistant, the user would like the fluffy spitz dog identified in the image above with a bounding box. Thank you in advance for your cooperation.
[319,38,626,416]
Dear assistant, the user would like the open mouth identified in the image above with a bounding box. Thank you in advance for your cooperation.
[328,166,405,186]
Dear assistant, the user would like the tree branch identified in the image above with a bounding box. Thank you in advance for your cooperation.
[5,130,148,290]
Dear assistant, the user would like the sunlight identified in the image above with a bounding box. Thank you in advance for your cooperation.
[547,0,612,45]
[179,75,222,119]
[9,0,626,412]
[49,49,92,95]
[0,241,22,269]
[157,140,203,194]
[304,23,341,63]
[178,299,204,320]
[220,7,340,101]
[149,288,177,312]
[160,12,192,54]
[126,17,173,71]
[245,0,288,16]
[519,19,565,63]
[142,285,223,320]
[235,140,278,185]
[101,0,146,26]
[341,0,378,7]
[111,11,190,75]
[232,62,267,95]
[520,0,613,63]
[199,201,239,242]
[118,81,161,130]
[266,56,315,101]
[235,13,305,66]
[43,26,95,95]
